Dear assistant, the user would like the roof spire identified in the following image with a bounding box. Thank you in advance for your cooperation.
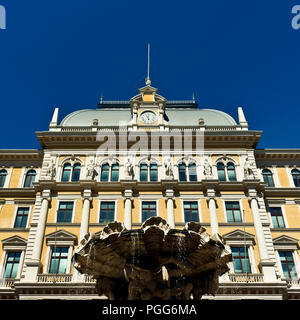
[145,43,151,86]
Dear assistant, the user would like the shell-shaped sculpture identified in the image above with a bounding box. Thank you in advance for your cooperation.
[72,217,232,300]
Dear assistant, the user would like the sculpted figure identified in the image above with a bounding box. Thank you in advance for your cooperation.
[86,160,96,179]
[125,157,134,178]
[46,160,56,179]
[203,158,212,178]
[164,157,174,179]
[244,157,255,179]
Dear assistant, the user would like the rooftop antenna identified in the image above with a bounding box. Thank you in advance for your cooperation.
[100,94,103,104]
[145,43,151,86]
[192,92,195,103]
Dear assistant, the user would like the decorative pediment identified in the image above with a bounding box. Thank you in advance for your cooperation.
[2,235,27,250]
[46,229,77,246]
[222,229,255,245]
[273,235,299,249]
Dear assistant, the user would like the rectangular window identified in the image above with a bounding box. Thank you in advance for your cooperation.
[100,201,115,224]
[57,202,74,223]
[225,201,242,223]
[4,251,21,279]
[269,207,285,228]
[183,201,199,222]
[142,201,156,222]
[49,247,68,274]
[14,207,29,228]
[231,247,251,273]
[279,251,297,279]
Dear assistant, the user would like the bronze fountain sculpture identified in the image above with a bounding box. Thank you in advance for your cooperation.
[72,217,232,300]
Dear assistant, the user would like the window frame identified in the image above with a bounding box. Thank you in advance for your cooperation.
[268,205,288,229]
[0,169,8,188]
[262,169,275,187]
[0,236,27,280]
[140,199,158,223]
[13,207,30,229]
[99,200,116,224]
[224,200,243,223]
[291,168,300,187]
[182,200,200,223]
[23,169,36,188]
[56,201,75,223]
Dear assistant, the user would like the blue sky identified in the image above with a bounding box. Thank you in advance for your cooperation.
[0,0,299,149]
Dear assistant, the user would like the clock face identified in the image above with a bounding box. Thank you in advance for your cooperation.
[140,111,157,124]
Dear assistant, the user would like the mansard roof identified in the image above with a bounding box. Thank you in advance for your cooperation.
[60,105,237,127]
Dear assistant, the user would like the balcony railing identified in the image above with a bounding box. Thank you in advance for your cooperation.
[0,278,16,288]
[228,273,264,283]
[286,278,300,288]
[36,274,97,283]
[37,274,73,283]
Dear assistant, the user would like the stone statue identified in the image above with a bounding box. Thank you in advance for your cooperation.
[203,158,212,178]
[86,160,96,179]
[164,157,174,179]
[46,160,56,179]
[125,157,134,179]
[244,157,255,179]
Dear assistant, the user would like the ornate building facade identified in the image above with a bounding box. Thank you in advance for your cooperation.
[0,80,300,300]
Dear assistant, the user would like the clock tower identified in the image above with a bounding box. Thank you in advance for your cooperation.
[129,81,168,130]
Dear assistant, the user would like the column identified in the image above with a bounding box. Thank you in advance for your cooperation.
[167,198,175,228]
[24,189,51,281]
[250,196,277,281]
[206,187,219,236]
[124,189,133,230]
[79,189,92,241]
[208,198,219,235]
[165,187,175,228]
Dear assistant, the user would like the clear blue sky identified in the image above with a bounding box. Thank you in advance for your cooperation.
[0,0,299,149]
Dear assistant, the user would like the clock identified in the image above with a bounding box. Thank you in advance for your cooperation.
[140,111,157,124]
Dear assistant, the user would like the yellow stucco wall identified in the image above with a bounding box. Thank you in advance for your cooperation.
[8,168,22,188]
[277,167,290,187]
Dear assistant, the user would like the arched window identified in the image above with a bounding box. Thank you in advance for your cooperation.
[292,169,300,187]
[140,163,158,182]
[291,169,300,187]
[227,162,236,181]
[71,163,81,182]
[24,170,36,188]
[178,163,187,182]
[140,163,148,182]
[111,163,119,182]
[262,169,274,187]
[0,169,7,187]
[150,164,158,182]
[217,163,226,181]
[188,163,197,182]
[61,163,71,182]
[101,163,110,182]
[61,163,81,182]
